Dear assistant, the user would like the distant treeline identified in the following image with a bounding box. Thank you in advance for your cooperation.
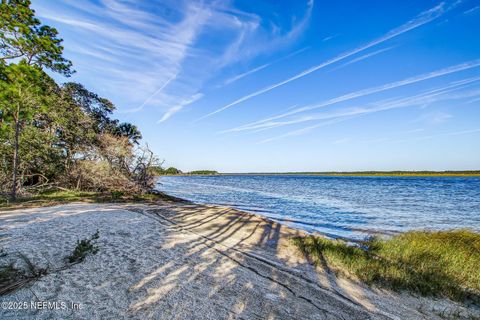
[151,167,218,176]
[222,171,480,177]
[189,170,219,175]
[151,169,480,177]
[150,167,182,175]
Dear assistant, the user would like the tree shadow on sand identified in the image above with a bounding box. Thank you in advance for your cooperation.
[124,203,384,319]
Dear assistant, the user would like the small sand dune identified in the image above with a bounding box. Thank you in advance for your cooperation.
[0,202,476,319]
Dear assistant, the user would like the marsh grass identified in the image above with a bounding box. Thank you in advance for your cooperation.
[293,230,480,301]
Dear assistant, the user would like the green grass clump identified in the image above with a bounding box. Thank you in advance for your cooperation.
[68,231,100,263]
[293,229,480,301]
[0,189,186,211]
[0,190,100,210]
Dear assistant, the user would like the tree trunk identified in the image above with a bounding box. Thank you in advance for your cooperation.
[76,175,81,190]
[11,117,20,201]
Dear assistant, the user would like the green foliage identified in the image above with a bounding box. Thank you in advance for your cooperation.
[156,167,182,175]
[250,171,480,177]
[0,62,57,198]
[113,122,142,145]
[0,1,160,198]
[0,62,53,118]
[293,230,480,301]
[0,0,73,76]
[150,167,220,176]
[150,167,220,175]
[148,166,164,175]
[68,231,100,263]
[58,83,141,144]
[110,190,124,199]
[32,190,98,201]
[188,170,218,175]
[0,190,181,210]
[60,82,114,133]
[0,0,73,199]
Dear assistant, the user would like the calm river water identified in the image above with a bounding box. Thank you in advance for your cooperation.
[157,175,480,240]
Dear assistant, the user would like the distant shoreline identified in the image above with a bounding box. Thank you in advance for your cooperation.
[159,170,480,177]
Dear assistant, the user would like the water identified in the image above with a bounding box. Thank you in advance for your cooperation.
[156,175,480,240]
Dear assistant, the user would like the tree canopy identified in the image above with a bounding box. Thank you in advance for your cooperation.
[0,0,74,75]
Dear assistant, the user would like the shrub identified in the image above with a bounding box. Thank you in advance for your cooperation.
[111,190,124,199]
[68,231,100,263]
[66,134,160,194]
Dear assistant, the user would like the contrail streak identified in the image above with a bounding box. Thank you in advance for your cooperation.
[120,74,176,113]
[257,82,480,143]
[224,61,480,133]
[196,2,449,121]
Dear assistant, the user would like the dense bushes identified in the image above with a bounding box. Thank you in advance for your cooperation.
[65,134,158,193]
[0,69,160,198]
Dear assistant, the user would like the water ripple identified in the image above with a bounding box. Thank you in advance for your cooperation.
[157,175,480,240]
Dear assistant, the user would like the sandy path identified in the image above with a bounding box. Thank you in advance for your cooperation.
[0,202,475,319]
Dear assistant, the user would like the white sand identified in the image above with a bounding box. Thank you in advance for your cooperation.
[0,202,477,319]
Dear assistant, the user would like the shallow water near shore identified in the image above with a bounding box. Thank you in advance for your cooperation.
[156,175,480,240]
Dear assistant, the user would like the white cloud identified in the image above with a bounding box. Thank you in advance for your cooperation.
[157,93,204,123]
[331,138,350,145]
[464,5,480,14]
[390,128,480,143]
[412,112,453,124]
[257,82,480,143]
[222,47,309,86]
[34,0,314,122]
[333,46,395,70]
[224,63,480,133]
[196,1,456,121]
[121,75,177,114]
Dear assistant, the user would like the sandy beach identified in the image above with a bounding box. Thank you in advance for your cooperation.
[0,201,477,319]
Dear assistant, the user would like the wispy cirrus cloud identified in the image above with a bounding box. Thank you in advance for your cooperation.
[196,1,459,121]
[333,46,396,70]
[331,138,350,145]
[466,96,480,104]
[328,127,479,146]
[258,117,358,144]
[322,34,339,42]
[463,5,480,14]
[222,47,309,86]
[34,0,314,122]
[257,80,480,143]
[412,111,453,124]
[120,75,177,114]
[157,93,204,123]
[224,62,480,133]
[36,0,211,117]
[389,128,480,143]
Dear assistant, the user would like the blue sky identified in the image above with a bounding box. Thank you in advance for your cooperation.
[34,0,480,172]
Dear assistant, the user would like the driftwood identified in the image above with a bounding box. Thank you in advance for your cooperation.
[0,253,48,296]
[1,245,98,296]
